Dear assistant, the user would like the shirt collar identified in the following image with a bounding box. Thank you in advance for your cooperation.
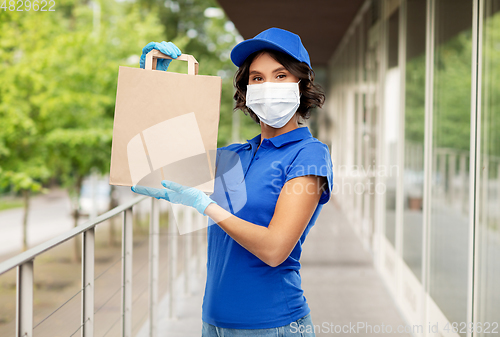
[246,127,312,149]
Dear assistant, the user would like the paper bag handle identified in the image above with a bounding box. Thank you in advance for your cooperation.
[145,50,199,75]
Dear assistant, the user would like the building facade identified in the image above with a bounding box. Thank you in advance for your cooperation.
[219,1,500,336]
[320,1,500,335]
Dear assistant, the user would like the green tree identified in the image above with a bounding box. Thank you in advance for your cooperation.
[433,29,472,152]
[405,29,473,153]
[0,1,164,257]
[0,10,54,251]
[482,13,500,160]
[0,0,260,257]
[37,1,166,260]
[405,54,426,146]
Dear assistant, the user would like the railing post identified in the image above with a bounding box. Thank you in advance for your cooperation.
[168,207,178,319]
[194,213,200,276]
[82,228,95,337]
[440,152,447,198]
[448,153,456,206]
[122,208,133,337]
[198,215,205,275]
[149,198,159,337]
[460,153,467,214]
[16,261,33,337]
[184,209,192,296]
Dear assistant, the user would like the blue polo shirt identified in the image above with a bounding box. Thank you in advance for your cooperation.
[202,126,334,329]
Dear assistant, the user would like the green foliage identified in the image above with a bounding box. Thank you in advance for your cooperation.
[0,10,55,192]
[0,0,260,198]
[0,1,167,195]
[482,13,500,159]
[405,29,473,153]
[405,53,426,146]
[45,128,113,193]
[433,30,472,152]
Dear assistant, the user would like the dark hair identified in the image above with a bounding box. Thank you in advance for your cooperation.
[233,49,325,125]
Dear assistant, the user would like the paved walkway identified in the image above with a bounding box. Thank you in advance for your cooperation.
[153,199,411,336]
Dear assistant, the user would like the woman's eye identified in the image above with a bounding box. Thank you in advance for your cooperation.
[252,76,263,82]
[277,74,286,79]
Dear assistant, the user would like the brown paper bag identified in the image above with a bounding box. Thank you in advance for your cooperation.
[109,50,221,193]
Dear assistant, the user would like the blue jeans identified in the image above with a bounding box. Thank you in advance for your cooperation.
[201,313,316,337]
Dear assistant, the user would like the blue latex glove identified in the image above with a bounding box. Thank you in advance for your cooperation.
[140,41,182,71]
[131,180,216,216]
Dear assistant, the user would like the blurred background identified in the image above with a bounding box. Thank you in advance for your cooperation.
[0,0,262,255]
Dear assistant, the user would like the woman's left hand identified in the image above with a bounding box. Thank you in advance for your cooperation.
[139,41,182,71]
[131,180,216,216]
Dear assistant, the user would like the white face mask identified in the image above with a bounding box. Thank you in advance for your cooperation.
[245,81,301,128]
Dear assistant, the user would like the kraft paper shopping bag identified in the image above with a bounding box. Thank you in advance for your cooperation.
[109,51,221,193]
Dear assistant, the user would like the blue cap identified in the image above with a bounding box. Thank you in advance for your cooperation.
[230,27,311,68]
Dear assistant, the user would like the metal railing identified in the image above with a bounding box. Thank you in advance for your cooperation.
[0,195,207,337]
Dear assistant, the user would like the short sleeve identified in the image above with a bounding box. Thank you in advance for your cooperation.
[285,142,334,205]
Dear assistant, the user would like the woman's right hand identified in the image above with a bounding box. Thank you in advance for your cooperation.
[131,180,216,216]
[140,41,182,71]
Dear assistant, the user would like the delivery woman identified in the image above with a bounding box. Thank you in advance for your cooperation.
[132,27,333,336]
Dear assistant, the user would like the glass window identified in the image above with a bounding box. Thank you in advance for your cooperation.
[402,0,427,282]
[430,0,473,329]
[364,5,378,247]
[384,9,400,247]
[476,0,500,331]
